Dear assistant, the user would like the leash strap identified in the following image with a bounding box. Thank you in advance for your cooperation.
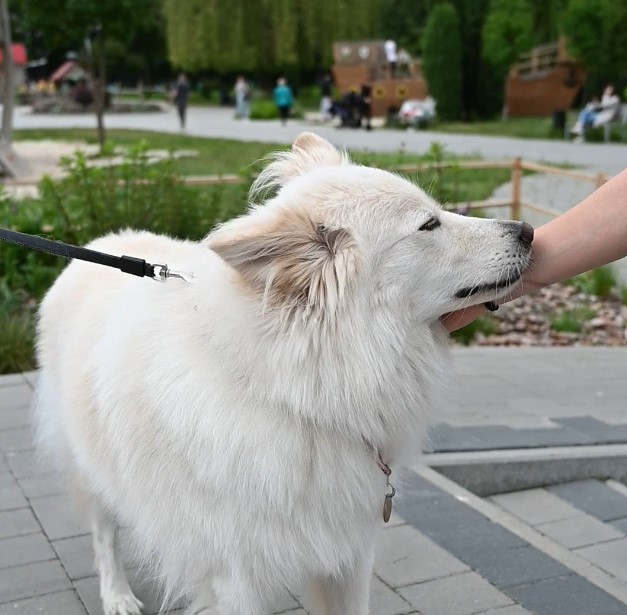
[0,228,172,280]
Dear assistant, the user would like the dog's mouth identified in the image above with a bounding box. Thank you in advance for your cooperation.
[455,272,523,299]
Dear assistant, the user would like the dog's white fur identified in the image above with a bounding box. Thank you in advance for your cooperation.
[34,133,531,615]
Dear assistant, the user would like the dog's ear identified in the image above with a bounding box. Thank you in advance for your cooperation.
[251,132,347,196]
[208,208,356,320]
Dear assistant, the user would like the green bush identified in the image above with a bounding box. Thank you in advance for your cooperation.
[566,267,617,298]
[0,281,36,374]
[0,142,253,374]
[549,307,596,333]
[249,99,304,120]
[451,314,497,345]
[422,3,463,121]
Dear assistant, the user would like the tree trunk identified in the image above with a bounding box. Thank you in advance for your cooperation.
[0,0,14,148]
[93,28,106,151]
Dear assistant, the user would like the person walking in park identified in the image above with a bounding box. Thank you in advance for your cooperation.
[273,77,294,126]
[442,168,627,331]
[172,73,190,130]
[234,76,250,120]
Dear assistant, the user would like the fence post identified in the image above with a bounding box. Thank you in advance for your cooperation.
[511,157,522,220]
[596,172,607,189]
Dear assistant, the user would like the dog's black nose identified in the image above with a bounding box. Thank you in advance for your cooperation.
[519,222,534,245]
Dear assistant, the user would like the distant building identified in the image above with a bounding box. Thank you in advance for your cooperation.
[0,43,28,98]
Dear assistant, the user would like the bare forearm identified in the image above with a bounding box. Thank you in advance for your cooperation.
[443,167,627,332]
[520,167,627,295]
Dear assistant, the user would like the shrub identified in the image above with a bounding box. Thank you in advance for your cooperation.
[249,99,304,121]
[422,3,463,121]
[549,307,596,333]
[0,281,36,374]
[451,314,497,345]
[566,267,617,298]
[0,143,253,374]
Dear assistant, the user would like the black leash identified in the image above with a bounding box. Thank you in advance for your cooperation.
[0,228,192,282]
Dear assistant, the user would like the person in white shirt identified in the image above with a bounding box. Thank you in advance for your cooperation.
[571,84,620,141]
[384,39,398,78]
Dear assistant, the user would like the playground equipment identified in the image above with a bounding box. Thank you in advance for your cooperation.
[505,38,586,117]
[331,41,427,118]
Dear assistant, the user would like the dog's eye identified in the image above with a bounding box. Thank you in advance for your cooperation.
[419,218,441,231]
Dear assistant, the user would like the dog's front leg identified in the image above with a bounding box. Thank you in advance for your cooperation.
[313,545,374,615]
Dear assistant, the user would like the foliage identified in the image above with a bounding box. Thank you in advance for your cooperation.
[422,3,463,121]
[549,306,596,333]
[451,314,497,345]
[566,266,618,298]
[561,0,627,94]
[0,142,256,374]
[0,281,35,374]
[162,0,381,75]
[482,0,534,74]
[12,0,168,84]
[249,100,304,120]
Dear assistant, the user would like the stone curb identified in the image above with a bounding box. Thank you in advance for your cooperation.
[425,444,627,496]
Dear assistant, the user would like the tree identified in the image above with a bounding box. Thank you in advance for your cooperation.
[0,0,14,149]
[422,3,462,121]
[14,0,162,149]
[163,0,383,77]
[562,0,627,95]
[482,0,533,74]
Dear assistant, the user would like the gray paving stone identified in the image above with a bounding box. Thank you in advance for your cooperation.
[460,545,571,590]
[0,407,30,432]
[0,474,28,511]
[5,451,46,479]
[554,417,627,445]
[549,479,627,522]
[609,517,627,534]
[374,524,468,588]
[0,453,8,475]
[477,607,533,615]
[74,572,184,615]
[18,473,66,499]
[29,494,89,540]
[0,508,40,540]
[0,374,29,388]
[0,428,35,453]
[537,514,623,549]
[432,518,527,556]
[575,538,627,581]
[271,592,300,613]
[506,574,627,615]
[369,576,413,614]
[0,387,32,410]
[398,571,513,615]
[52,535,96,581]
[0,560,71,604]
[0,589,87,614]
[0,533,55,569]
[490,488,582,525]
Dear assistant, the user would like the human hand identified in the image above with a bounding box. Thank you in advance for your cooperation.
[441,303,487,332]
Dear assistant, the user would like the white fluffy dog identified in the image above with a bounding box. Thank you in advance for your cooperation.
[34,133,533,615]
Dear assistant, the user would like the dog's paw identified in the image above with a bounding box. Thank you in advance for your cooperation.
[102,592,144,615]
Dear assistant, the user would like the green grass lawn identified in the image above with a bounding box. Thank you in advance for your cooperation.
[13,128,515,204]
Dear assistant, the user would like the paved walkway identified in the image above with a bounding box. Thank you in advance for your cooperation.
[3,348,627,614]
[12,105,627,175]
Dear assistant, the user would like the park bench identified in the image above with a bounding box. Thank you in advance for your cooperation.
[602,103,627,143]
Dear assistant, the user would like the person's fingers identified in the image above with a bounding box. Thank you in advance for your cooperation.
[441,304,486,332]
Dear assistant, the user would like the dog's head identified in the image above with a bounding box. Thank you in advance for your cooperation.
[208,133,532,326]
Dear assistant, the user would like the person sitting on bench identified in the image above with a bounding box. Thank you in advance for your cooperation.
[571,85,620,141]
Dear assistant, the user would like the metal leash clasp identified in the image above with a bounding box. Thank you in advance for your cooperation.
[150,263,195,283]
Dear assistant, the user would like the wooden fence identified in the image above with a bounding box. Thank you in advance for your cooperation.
[174,158,608,222]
